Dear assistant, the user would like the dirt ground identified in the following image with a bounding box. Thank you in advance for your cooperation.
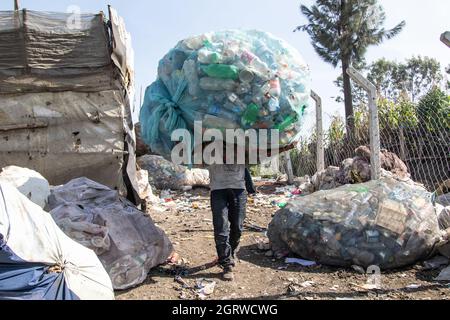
[116,182,450,301]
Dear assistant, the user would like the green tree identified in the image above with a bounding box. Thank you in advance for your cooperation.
[367,58,400,100]
[417,87,450,132]
[296,0,405,137]
[397,56,442,102]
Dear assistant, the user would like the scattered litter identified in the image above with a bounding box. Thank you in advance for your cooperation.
[265,250,274,257]
[196,279,216,300]
[285,258,317,267]
[300,281,315,288]
[405,284,422,290]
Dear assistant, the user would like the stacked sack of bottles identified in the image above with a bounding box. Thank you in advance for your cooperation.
[140,30,311,162]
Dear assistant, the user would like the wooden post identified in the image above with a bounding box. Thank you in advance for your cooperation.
[347,67,381,180]
[311,90,325,172]
[14,0,19,11]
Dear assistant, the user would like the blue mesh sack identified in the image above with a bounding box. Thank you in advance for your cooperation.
[140,30,311,162]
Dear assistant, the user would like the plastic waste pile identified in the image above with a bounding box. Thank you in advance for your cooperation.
[138,155,209,190]
[47,178,173,290]
[140,30,311,162]
[309,148,410,193]
[268,176,447,269]
[0,182,114,300]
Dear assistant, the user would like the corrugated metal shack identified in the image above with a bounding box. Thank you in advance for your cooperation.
[0,8,140,202]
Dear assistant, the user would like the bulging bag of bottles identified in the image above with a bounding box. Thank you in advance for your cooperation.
[268,177,445,269]
[139,30,311,162]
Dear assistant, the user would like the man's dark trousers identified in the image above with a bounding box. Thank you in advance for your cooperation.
[210,189,247,268]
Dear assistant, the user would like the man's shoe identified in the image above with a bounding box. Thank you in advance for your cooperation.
[222,267,235,282]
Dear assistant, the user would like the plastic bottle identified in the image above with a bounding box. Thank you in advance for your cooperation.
[197,48,222,64]
[241,103,260,127]
[199,77,237,91]
[203,114,240,130]
[201,64,239,80]
[240,50,273,80]
[207,104,238,121]
[239,69,255,83]
[275,114,298,131]
[269,77,281,97]
[184,34,209,50]
[182,60,200,97]
[268,97,280,112]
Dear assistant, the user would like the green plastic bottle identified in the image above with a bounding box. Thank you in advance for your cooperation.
[275,114,299,131]
[201,64,239,80]
[241,103,260,127]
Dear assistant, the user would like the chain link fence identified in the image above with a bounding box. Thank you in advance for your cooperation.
[291,89,450,192]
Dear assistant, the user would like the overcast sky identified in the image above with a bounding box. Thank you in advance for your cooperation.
[1,0,448,130]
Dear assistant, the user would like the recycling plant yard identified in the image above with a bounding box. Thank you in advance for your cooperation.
[0,0,449,304]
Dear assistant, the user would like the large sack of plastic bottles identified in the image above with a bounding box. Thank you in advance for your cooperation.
[268,175,448,270]
[139,30,311,162]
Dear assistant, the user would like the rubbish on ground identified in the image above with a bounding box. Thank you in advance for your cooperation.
[0,166,50,209]
[265,250,274,257]
[0,182,114,300]
[168,252,181,264]
[358,283,381,291]
[175,276,191,289]
[139,30,311,162]
[268,176,445,269]
[47,177,173,290]
[138,155,210,190]
[300,281,315,288]
[405,284,421,290]
[435,266,450,281]
[423,255,449,270]
[196,279,216,299]
[285,258,317,267]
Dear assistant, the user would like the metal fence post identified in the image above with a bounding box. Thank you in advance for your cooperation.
[311,90,325,172]
[347,67,381,180]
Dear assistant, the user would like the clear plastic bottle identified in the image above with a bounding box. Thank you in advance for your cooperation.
[199,77,237,91]
[268,97,280,112]
[203,114,239,130]
[197,48,223,64]
[240,50,273,80]
[182,60,200,97]
[269,77,281,97]
[207,104,239,122]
